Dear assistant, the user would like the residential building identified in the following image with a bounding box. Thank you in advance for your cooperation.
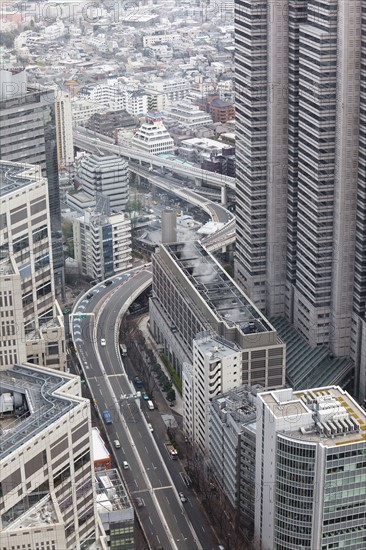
[197,94,235,124]
[71,99,108,126]
[164,99,213,129]
[234,0,366,401]
[55,91,74,168]
[0,363,105,550]
[73,210,132,280]
[177,136,235,175]
[86,110,137,139]
[0,68,64,297]
[210,385,259,523]
[256,386,366,550]
[95,469,134,550]
[148,78,191,104]
[74,154,129,213]
[131,113,175,155]
[0,161,66,370]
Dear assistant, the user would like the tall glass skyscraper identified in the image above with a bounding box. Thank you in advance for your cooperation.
[0,68,64,298]
[234,1,366,401]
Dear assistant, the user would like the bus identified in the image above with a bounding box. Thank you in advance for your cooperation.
[120,344,127,356]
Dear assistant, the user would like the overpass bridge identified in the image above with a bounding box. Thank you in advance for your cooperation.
[73,128,235,191]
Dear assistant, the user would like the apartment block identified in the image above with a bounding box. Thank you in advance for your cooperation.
[256,386,366,550]
[0,364,105,550]
[0,161,65,370]
[73,210,132,281]
[210,385,259,523]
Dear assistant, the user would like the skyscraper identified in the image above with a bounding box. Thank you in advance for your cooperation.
[255,386,366,550]
[235,1,366,399]
[0,68,64,298]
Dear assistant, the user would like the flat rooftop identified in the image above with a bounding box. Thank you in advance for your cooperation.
[0,364,81,460]
[261,386,366,447]
[0,161,42,197]
[164,241,275,334]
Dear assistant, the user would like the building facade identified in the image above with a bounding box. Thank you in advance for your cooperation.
[0,68,64,298]
[0,364,105,550]
[234,0,366,401]
[75,154,129,213]
[55,91,74,168]
[73,210,132,280]
[0,161,65,370]
[131,114,175,155]
[256,386,366,550]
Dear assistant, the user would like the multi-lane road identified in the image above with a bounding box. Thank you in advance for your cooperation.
[71,268,218,550]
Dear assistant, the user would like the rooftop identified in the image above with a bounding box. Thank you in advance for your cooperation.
[163,241,275,334]
[0,364,81,460]
[261,386,366,447]
[92,427,110,462]
[0,161,43,197]
[96,469,132,513]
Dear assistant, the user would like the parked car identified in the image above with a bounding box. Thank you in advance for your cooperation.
[142,392,149,401]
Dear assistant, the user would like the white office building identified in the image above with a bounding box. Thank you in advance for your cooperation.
[0,161,66,370]
[256,386,366,550]
[73,210,132,280]
[0,364,106,550]
[71,99,108,126]
[55,91,74,168]
[131,114,174,155]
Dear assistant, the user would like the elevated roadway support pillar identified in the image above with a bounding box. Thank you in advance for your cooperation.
[221,184,227,206]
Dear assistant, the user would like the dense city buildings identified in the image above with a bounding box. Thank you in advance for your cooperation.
[234,0,366,402]
[0,68,64,298]
[151,241,285,451]
[256,386,366,550]
[0,161,65,370]
[0,364,104,550]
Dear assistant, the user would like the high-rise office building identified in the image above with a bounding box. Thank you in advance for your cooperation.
[0,363,105,550]
[0,161,66,370]
[234,1,366,399]
[255,386,366,550]
[0,68,64,298]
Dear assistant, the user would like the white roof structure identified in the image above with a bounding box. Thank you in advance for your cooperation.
[92,427,109,462]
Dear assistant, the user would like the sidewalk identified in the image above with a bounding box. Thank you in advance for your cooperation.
[138,315,184,416]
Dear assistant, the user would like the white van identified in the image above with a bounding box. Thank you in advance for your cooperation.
[147,400,154,411]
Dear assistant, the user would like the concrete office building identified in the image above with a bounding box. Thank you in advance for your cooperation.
[0,364,105,550]
[95,469,134,549]
[0,161,66,370]
[0,68,64,298]
[131,113,175,156]
[73,210,132,281]
[210,385,259,523]
[256,386,366,550]
[234,0,366,400]
[73,154,129,213]
[151,242,285,451]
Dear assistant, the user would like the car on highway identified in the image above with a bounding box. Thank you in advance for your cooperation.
[102,410,112,424]
[114,440,121,449]
[147,423,154,432]
[179,492,187,503]
[142,391,149,401]
[86,292,94,300]
[104,280,113,286]
[122,461,129,470]
[100,338,106,346]
[135,497,144,508]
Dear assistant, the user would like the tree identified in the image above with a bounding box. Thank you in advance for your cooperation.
[166,388,176,402]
